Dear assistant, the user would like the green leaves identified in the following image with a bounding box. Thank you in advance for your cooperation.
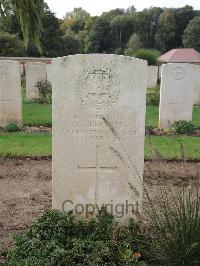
[11,0,44,51]
[183,16,200,52]
[8,209,151,265]
[172,120,196,135]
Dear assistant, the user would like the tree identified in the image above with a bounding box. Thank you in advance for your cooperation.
[101,8,125,18]
[65,7,90,20]
[124,33,143,55]
[155,9,177,52]
[183,16,200,51]
[37,4,64,57]
[132,8,163,49]
[62,8,90,34]
[0,0,44,50]
[110,15,135,51]
[86,16,111,53]
[126,6,136,14]
[0,32,25,56]
[174,5,195,47]
[3,4,65,57]
[61,32,81,55]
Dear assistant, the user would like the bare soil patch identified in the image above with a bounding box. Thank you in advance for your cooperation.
[0,158,199,264]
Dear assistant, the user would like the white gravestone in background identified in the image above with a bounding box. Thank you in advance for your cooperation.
[159,63,193,128]
[147,66,158,88]
[158,66,161,79]
[52,54,147,223]
[0,60,22,127]
[46,64,52,83]
[26,62,46,99]
[193,65,200,105]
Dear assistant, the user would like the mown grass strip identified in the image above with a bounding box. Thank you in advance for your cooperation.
[0,133,199,160]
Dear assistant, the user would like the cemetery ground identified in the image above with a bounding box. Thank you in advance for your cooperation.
[0,86,200,264]
[0,159,200,265]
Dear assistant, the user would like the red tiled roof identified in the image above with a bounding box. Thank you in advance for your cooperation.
[158,48,200,63]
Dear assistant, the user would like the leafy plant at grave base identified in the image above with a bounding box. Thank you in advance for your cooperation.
[121,244,147,265]
[7,209,153,265]
[35,79,52,104]
[145,188,200,265]
[172,120,196,135]
[4,123,20,132]
[145,125,154,135]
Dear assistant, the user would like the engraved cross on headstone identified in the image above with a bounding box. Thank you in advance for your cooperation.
[78,145,117,202]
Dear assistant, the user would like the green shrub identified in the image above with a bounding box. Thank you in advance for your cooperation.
[172,120,196,135]
[35,79,52,104]
[146,188,200,265]
[134,49,160,66]
[145,125,154,135]
[8,209,152,265]
[4,123,20,132]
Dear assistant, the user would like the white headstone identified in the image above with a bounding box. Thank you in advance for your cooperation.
[193,65,200,105]
[46,64,52,83]
[52,54,147,223]
[159,63,193,128]
[147,66,158,88]
[0,60,22,127]
[26,62,46,99]
[158,65,161,79]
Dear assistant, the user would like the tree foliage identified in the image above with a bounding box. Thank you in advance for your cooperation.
[2,0,44,50]
[0,32,25,56]
[183,16,200,51]
[0,4,199,57]
[155,9,177,52]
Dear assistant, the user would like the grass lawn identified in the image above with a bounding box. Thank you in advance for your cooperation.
[23,102,52,126]
[145,105,159,127]
[145,135,200,160]
[0,133,52,156]
[22,97,200,129]
[145,104,200,128]
[0,132,199,160]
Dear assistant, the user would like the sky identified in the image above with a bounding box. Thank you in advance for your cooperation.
[46,0,200,18]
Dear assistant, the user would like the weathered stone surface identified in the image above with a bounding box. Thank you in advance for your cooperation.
[193,65,200,105]
[0,60,22,127]
[147,66,158,88]
[46,64,52,83]
[158,66,161,79]
[159,63,193,128]
[26,62,46,99]
[52,54,147,223]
